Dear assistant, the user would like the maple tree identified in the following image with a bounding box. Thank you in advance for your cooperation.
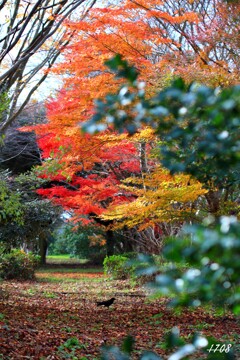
[35,130,154,254]
[34,124,206,254]
[29,0,239,253]
[42,0,201,129]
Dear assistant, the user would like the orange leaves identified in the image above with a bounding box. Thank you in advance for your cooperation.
[144,9,198,24]
[88,234,106,247]
[34,127,156,223]
[32,0,235,231]
[41,0,207,147]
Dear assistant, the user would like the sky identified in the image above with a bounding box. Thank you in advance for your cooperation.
[0,0,113,106]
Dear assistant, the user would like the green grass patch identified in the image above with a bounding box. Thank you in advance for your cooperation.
[46,254,87,265]
[47,254,71,259]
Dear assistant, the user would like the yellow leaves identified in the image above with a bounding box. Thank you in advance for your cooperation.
[132,127,156,141]
[97,132,128,145]
[97,127,156,148]
[16,13,26,19]
[102,167,207,230]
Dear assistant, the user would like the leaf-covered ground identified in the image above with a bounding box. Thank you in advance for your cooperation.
[0,268,239,359]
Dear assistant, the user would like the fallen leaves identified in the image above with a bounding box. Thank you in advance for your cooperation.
[0,270,239,359]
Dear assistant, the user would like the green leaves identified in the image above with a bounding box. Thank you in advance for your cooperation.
[82,55,143,134]
[105,55,139,84]
[88,55,240,190]
[0,249,40,280]
[137,217,240,315]
[58,337,86,359]
[121,336,135,355]
[101,330,236,360]
[84,55,139,134]
[158,84,240,189]
[87,56,240,313]
[79,54,240,360]
[0,92,10,120]
[0,174,23,225]
[101,335,162,360]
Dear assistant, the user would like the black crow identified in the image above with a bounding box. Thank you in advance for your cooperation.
[96,297,116,308]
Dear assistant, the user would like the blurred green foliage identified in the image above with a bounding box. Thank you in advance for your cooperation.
[87,55,240,360]
[84,55,240,193]
[0,170,23,226]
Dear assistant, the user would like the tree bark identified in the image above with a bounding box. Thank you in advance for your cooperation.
[106,229,115,256]
[39,234,48,265]
[89,212,115,256]
[205,190,221,215]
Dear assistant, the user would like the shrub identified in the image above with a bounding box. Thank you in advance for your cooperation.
[103,253,164,280]
[103,254,136,280]
[0,249,40,280]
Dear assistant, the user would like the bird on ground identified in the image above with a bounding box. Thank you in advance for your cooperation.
[96,297,116,308]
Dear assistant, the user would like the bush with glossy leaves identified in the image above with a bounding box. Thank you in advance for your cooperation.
[87,55,240,360]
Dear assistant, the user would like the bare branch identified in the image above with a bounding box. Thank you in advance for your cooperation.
[0,0,98,132]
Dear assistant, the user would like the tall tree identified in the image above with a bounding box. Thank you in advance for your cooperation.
[28,0,239,252]
[35,130,145,254]
[0,170,61,264]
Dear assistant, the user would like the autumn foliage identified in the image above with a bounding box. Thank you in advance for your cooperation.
[28,0,239,250]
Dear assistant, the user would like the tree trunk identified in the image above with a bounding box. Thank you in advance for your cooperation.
[205,190,221,215]
[39,234,48,265]
[139,141,148,173]
[89,212,115,256]
[106,229,115,256]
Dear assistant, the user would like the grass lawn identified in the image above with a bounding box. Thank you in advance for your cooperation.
[47,254,71,259]
[46,254,88,265]
[0,266,239,359]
